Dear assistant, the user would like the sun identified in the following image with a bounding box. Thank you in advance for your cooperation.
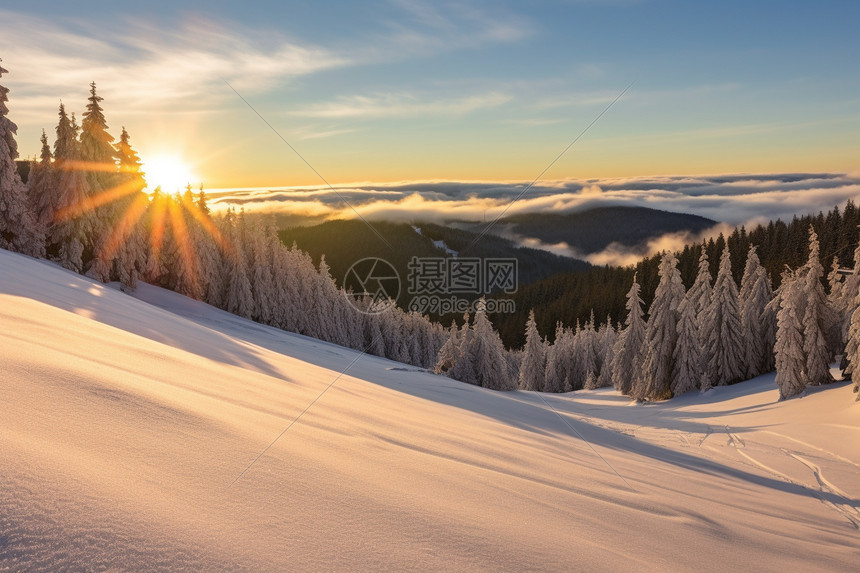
[141,155,197,194]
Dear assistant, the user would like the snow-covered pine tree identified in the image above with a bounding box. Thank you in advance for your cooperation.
[842,236,860,385]
[28,129,56,237]
[470,301,516,391]
[760,294,777,374]
[848,287,860,400]
[110,127,148,287]
[170,195,203,300]
[773,270,807,400]
[687,245,714,375]
[840,236,860,362]
[414,317,438,368]
[518,310,546,391]
[595,317,617,389]
[592,311,611,378]
[80,82,116,174]
[448,315,477,385]
[672,297,704,395]
[838,236,860,379]
[377,306,406,363]
[80,82,119,281]
[192,212,224,303]
[580,317,599,390]
[611,277,646,396]
[543,323,571,393]
[250,230,276,325]
[51,107,92,272]
[687,245,713,325]
[0,60,42,257]
[800,227,833,387]
[435,320,461,374]
[826,257,846,357]
[290,245,319,338]
[739,246,774,378]
[269,242,294,331]
[223,216,253,319]
[704,247,745,388]
[633,252,685,401]
[363,307,387,358]
[568,320,585,390]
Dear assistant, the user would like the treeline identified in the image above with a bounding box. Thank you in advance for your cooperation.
[493,203,860,348]
[496,227,860,401]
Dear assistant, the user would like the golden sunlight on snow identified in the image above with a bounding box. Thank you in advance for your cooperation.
[1,250,859,571]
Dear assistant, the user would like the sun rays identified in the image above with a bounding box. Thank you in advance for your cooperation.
[51,156,226,292]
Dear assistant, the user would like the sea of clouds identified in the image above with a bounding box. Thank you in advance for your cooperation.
[210,172,860,265]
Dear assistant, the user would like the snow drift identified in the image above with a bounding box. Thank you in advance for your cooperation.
[1,249,858,571]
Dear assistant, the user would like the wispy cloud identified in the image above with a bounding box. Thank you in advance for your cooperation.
[290,91,512,119]
[0,9,346,122]
[368,0,533,60]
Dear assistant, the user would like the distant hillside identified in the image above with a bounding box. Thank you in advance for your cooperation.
[471,206,717,254]
[278,219,589,317]
[490,202,860,348]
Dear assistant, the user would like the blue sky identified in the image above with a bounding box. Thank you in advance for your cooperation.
[1,0,858,191]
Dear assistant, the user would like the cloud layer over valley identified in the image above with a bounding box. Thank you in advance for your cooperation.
[211,171,860,228]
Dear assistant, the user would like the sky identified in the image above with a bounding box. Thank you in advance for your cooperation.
[1,0,858,221]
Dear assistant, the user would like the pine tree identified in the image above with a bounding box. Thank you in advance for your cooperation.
[51,107,92,272]
[595,317,617,389]
[471,301,516,390]
[634,252,685,401]
[80,82,116,171]
[250,232,276,325]
[435,320,461,373]
[224,219,253,319]
[269,243,293,330]
[448,315,477,385]
[839,238,860,380]
[847,286,860,399]
[0,60,42,256]
[364,309,387,358]
[611,278,647,396]
[800,227,833,387]
[826,257,846,357]
[687,245,713,327]
[704,247,745,388]
[739,246,774,378]
[579,318,599,390]
[518,310,546,391]
[110,127,148,287]
[544,323,572,393]
[80,82,120,280]
[686,245,714,378]
[197,188,210,216]
[28,129,57,234]
[672,297,704,395]
[774,271,807,400]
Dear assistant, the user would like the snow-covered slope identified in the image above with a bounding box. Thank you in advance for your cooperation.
[1,248,858,571]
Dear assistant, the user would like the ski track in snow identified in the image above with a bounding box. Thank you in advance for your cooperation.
[2,249,860,571]
[551,396,860,533]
